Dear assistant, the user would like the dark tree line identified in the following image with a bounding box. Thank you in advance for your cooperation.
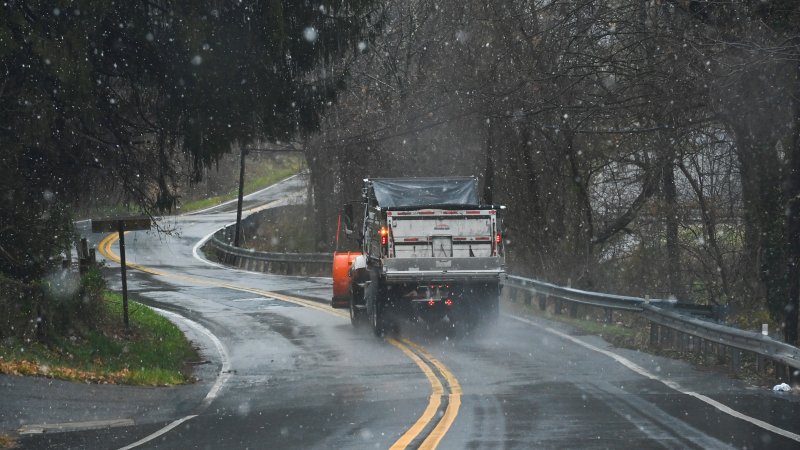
[0,1,374,281]
[303,0,800,343]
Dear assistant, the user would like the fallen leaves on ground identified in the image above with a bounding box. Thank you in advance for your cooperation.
[0,359,130,384]
[0,434,17,449]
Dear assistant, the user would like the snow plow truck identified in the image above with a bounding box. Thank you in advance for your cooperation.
[331,177,506,335]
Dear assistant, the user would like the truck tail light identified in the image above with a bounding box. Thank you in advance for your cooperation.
[380,226,389,246]
[496,233,501,244]
[444,298,453,306]
[428,300,436,307]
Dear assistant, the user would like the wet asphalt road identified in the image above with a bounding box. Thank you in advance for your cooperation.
[5,174,800,449]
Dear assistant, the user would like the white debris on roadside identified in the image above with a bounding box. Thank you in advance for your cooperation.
[772,383,791,392]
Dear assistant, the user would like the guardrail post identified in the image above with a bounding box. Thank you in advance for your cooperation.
[775,362,787,382]
[538,294,547,311]
[78,238,90,274]
[507,287,517,303]
[701,338,707,358]
[554,299,563,316]
[730,348,740,372]
[524,292,532,306]
[756,354,765,373]
[604,308,613,324]
[790,367,800,385]
[649,322,659,347]
[569,302,578,318]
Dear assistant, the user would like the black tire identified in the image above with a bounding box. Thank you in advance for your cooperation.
[370,297,386,336]
[366,271,387,337]
[350,295,368,327]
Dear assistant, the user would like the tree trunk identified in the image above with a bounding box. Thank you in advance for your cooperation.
[483,118,495,205]
[784,59,800,345]
[663,162,682,300]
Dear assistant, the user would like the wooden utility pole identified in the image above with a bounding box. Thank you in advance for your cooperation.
[92,216,151,328]
[234,147,247,247]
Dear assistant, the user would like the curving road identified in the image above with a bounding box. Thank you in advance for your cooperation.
[7,174,800,449]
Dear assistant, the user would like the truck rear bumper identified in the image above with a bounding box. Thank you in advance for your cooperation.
[383,270,504,283]
[382,256,504,283]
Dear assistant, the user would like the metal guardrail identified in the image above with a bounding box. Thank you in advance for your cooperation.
[503,275,709,314]
[504,275,646,312]
[204,230,332,276]
[209,234,331,264]
[643,304,800,370]
[503,274,800,376]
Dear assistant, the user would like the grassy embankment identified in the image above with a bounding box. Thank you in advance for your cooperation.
[502,297,640,346]
[178,156,304,213]
[0,290,197,386]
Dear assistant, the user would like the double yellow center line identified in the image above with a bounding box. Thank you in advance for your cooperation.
[388,338,462,449]
[97,232,461,449]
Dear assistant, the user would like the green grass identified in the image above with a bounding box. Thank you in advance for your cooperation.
[179,158,304,213]
[246,205,318,253]
[0,291,198,386]
[502,297,638,344]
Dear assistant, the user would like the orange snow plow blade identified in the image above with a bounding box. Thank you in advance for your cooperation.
[331,252,361,309]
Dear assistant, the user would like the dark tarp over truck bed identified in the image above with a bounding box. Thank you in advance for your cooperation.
[369,177,479,208]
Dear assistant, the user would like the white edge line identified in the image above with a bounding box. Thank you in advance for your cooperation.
[117,307,231,450]
[505,313,800,443]
[192,223,233,270]
[18,419,135,435]
[117,415,197,450]
[190,214,333,284]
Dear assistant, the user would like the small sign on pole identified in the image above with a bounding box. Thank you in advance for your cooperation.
[91,216,152,328]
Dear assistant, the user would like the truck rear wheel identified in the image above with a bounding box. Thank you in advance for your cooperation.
[350,297,368,327]
[349,282,368,327]
[370,297,387,336]
[365,272,388,336]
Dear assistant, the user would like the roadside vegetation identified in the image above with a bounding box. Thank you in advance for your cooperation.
[243,205,318,253]
[502,297,641,348]
[178,154,305,213]
[0,435,15,449]
[0,268,197,386]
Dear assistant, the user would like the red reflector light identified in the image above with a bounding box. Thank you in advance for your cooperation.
[444,298,453,306]
[428,300,436,306]
[496,233,501,243]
